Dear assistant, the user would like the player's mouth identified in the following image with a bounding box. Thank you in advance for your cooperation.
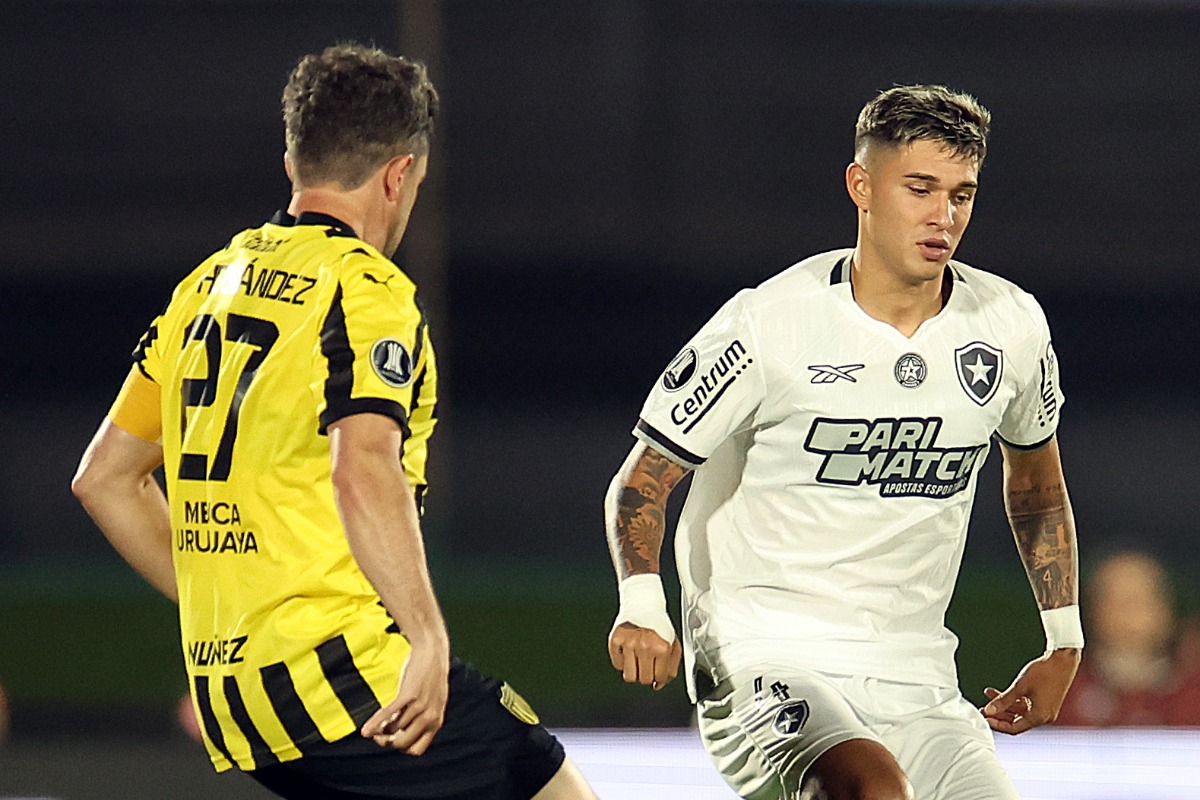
[917,238,951,261]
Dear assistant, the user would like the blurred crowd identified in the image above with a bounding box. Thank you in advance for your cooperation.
[1056,550,1200,726]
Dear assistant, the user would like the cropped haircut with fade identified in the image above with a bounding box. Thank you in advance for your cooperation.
[282,43,439,190]
[855,85,991,166]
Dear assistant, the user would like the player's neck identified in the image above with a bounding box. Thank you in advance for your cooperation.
[287,187,390,253]
[848,250,949,338]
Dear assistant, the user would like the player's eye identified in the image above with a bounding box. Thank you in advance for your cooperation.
[908,186,930,197]
[954,193,974,205]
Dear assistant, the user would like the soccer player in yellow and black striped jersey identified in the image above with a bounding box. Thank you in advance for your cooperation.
[73,44,596,800]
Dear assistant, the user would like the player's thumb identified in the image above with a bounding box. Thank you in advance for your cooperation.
[982,685,1012,715]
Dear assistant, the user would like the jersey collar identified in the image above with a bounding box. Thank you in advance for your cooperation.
[828,255,965,286]
[268,209,357,238]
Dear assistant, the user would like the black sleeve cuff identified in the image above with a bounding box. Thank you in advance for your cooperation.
[995,431,1055,452]
[320,398,411,438]
[634,419,706,469]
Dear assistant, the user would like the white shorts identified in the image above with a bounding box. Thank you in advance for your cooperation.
[695,665,1021,800]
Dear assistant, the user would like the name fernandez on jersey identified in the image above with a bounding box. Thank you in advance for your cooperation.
[803,416,986,498]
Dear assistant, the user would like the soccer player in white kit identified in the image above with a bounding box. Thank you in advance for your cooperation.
[604,85,1083,800]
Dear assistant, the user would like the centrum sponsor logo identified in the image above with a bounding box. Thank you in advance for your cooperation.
[669,340,751,433]
[803,416,986,499]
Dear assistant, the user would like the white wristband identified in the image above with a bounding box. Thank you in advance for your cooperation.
[1041,606,1085,651]
[612,573,677,644]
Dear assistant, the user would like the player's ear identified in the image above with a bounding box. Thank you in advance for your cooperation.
[383,154,416,201]
[283,153,294,183]
[846,161,870,211]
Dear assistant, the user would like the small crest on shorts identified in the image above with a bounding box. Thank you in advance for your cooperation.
[370,338,413,388]
[499,682,540,726]
[772,700,810,737]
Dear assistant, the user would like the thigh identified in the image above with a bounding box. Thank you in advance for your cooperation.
[696,666,886,800]
[249,658,565,800]
[881,693,1020,800]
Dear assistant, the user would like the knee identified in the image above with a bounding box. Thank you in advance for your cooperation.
[800,773,913,800]
[799,738,913,800]
[850,773,914,800]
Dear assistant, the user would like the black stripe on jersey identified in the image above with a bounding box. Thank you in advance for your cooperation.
[223,676,282,769]
[319,283,354,431]
[261,662,323,754]
[407,301,429,413]
[411,298,429,367]
[414,483,428,516]
[318,284,414,437]
[193,675,237,766]
[315,635,382,725]
[995,431,1055,452]
[635,419,706,468]
[409,367,427,413]
[132,322,159,380]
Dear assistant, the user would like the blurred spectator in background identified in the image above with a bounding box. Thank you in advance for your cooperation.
[0,680,9,745]
[1057,550,1200,726]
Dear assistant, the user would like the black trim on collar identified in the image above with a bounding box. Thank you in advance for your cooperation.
[829,256,964,285]
[268,209,357,238]
[296,212,357,238]
[830,256,852,286]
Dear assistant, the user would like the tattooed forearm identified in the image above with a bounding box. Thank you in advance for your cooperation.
[606,446,688,579]
[1006,484,1078,610]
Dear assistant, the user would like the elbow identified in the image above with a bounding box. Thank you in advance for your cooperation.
[71,460,102,507]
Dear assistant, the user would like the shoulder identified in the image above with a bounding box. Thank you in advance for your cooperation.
[953,259,1049,333]
[337,245,416,297]
[740,249,852,312]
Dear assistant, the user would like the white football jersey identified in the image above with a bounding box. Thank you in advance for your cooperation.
[634,249,1064,699]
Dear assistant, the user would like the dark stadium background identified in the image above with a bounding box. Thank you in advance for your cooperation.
[1,1,1197,797]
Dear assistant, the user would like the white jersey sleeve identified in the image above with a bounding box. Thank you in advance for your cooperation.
[996,293,1064,449]
[634,292,766,468]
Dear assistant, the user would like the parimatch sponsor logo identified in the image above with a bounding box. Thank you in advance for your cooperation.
[803,416,986,498]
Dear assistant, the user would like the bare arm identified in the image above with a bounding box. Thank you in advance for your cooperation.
[604,443,689,689]
[604,443,689,579]
[328,412,448,755]
[983,436,1081,734]
[72,419,177,602]
[1003,437,1079,612]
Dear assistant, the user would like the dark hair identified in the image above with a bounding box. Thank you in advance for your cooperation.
[282,43,439,189]
[855,84,990,165]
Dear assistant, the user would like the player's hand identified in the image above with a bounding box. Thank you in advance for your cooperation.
[981,647,1080,735]
[361,640,450,755]
[608,622,682,691]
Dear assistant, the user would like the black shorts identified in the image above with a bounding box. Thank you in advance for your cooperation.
[247,658,566,800]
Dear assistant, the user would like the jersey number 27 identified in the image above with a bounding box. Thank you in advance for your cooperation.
[178,313,279,481]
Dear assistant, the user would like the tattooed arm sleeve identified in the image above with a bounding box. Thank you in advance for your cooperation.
[1002,437,1079,611]
[605,444,690,579]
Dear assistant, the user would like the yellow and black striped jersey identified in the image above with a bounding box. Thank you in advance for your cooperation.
[120,211,437,771]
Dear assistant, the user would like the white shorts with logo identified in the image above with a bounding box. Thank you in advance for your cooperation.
[695,665,1021,800]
